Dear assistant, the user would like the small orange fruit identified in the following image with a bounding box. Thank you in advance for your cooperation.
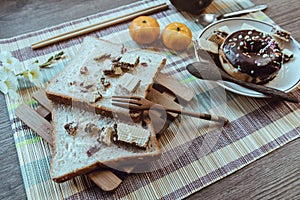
[129,16,160,44]
[162,22,192,51]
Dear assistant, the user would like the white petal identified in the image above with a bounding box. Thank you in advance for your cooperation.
[0,81,8,94]
[32,73,43,86]
[0,68,8,80]
[27,71,34,82]
[6,71,18,91]
[1,56,22,73]
[28,65,43,86]
[10,57,23,74]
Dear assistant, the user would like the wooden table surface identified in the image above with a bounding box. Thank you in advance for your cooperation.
[0,0,299,199]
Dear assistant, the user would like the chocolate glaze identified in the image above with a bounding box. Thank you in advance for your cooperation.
[221,29,283,83]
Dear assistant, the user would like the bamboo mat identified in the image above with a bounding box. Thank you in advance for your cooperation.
[1,0,300,199]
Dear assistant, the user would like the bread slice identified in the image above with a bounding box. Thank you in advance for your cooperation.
[46,37,166,120]
[48,37,165,183]
[51,102,161,183]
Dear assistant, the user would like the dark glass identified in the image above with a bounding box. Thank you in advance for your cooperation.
[170,0,213,15]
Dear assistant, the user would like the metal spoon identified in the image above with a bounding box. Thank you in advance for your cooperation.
[195,4,267,26]
[186,62,299,103]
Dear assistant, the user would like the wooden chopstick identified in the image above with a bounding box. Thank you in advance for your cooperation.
[31,3,169,49]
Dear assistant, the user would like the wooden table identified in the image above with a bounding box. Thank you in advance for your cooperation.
[0,0,299,199]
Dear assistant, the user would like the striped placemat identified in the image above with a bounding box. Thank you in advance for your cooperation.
[1,0,300,199]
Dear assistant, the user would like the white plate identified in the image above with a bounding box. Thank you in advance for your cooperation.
[198,18,300,98]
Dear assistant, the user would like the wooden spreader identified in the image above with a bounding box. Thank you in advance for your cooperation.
[15,73,195,191]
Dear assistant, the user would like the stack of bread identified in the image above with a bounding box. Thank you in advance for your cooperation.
[46,37,166,182]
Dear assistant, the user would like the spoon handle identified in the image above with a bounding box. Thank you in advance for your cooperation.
[186,62,299,103]
[221,5,267,18]
[222,76,299,103]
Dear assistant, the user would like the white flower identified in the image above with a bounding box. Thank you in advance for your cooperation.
[0,68,18,94]
[23,63,43,86]
[0,51,22,74]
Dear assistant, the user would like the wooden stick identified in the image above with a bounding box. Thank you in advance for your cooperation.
[16,104,53,145]
[154,73,195,102]
[88,170,122,191]
[32,89,51,111]
[31,3,169,49]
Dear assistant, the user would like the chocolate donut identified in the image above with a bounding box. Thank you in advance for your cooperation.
[219,29,283,84]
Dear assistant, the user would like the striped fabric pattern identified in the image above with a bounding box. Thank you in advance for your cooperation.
[1,0,299,199]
